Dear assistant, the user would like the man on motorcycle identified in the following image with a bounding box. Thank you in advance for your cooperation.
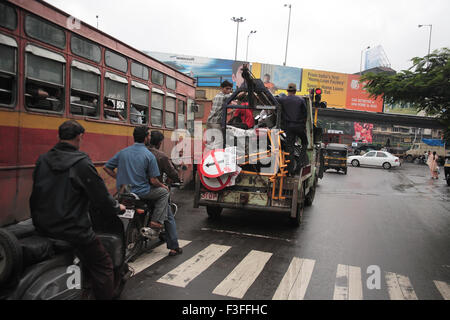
[147,130,183,256]
[104,126,169,238]
[30,120,126,300]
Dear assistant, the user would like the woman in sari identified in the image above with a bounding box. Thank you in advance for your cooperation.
[429,151,439,179]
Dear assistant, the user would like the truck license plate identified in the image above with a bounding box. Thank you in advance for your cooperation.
[201,192,218,201]
[118,209,135,219]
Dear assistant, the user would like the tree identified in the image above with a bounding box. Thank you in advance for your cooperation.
[360,48,450,142]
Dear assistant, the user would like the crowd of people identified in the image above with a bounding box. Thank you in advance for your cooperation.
[206,61,309,175]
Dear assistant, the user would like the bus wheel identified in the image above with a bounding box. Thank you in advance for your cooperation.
[206,206,222,219]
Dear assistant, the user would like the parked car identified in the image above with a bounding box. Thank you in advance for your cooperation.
[347,151,401,169]
[353,144,383,155]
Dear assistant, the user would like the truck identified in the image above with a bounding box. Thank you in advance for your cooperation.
[405,139,447,165]
[193,65,325,226]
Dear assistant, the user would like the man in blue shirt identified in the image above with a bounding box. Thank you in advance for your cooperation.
[104,126,169,234]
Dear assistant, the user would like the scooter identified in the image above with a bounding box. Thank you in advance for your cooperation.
[0,208,131,300]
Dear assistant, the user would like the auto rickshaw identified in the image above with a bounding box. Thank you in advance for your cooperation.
[323,143,348,175]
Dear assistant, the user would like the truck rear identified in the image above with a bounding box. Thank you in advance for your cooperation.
[194,65,324,226]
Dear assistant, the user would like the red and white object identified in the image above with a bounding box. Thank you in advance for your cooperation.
[198,147,237,178]
[199,173,232,191]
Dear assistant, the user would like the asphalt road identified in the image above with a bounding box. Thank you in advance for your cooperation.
[121,162,450,300]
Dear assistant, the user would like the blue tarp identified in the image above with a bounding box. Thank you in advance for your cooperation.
[422,138,445,147]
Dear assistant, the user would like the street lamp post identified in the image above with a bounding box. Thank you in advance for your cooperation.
[360,46,370,76]
[418,24,432,56]
[283,4,292,66]
[246,30,256,61]
[231,17,246,60]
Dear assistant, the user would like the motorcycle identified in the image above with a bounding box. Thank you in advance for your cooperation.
[0,208,131,300]
[118,183,180,263]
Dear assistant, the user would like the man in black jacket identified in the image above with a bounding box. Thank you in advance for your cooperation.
[30,120,125,300]
[276,83,309,175]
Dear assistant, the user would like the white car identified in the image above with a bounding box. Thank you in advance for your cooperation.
[347,151,400,169]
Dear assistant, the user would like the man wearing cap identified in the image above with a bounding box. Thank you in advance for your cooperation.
[104,126,169,237]
[276,83,309,175]
[30,120,126,299]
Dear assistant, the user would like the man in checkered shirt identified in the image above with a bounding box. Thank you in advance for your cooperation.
[206,80,233,128]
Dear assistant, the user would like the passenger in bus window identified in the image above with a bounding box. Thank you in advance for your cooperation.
[130,105,143,124]
[104,98,124,121]
[26,84,61,111]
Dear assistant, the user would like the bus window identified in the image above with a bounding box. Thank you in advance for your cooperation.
[166,76,176,90]
[25,15,66,49]
[70,61,100,117]
[187,98,195,135]
[104,72,128,121]
[177,100,186,129]
[165,96,176,129]
[25,45,65,112]
[105,50,127,73]
[151,90,164,127]
[71,34,101,63]
[0,34,17,107]
[0,2,17,30]
[131,62,149,81]
[130,81,149,125]
[151,70,164,86]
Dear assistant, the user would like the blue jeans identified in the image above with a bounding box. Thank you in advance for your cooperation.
[164,205,179,250]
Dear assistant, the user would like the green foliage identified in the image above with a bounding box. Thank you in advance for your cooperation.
[361,48,450,143]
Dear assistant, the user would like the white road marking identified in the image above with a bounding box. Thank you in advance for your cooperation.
[129,240,191,275]
[201,228,293,242]
[157,244,231,288]
[433,280,450,300]
[272,257,315,300]
[212,250,272,299]
[385,272,418,300]
[333,264,363,300]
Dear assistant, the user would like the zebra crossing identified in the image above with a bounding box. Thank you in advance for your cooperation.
[128,240,449,300]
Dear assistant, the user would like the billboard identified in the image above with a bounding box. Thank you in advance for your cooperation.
[301,69,348,109]
[346,75,383,112]
[146,51,384,113]
[251,63,302,93]
[145,51,246,88]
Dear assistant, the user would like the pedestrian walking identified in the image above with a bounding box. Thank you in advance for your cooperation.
[430,151,439,179]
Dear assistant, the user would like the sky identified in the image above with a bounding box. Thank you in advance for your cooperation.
[45,0,450,74]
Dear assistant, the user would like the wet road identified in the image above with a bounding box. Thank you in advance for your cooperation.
[121,162,450,300]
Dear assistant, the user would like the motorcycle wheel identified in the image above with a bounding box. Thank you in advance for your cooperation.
[124,219,143,262]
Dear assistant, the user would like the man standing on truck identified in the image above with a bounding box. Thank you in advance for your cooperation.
[276,83,309,175]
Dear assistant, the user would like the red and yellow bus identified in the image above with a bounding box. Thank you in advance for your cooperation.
[0,0,197,226]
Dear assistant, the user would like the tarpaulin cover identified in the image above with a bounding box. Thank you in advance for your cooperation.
[422,139,445,147]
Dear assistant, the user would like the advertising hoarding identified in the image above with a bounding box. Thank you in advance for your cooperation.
[346,74,383,112]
